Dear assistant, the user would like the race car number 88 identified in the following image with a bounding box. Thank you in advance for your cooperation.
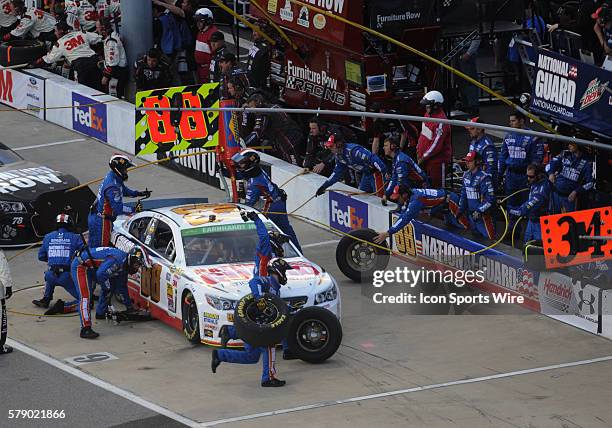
[140,264,162,303]
[394,222,417,257]
[142,94,209,144]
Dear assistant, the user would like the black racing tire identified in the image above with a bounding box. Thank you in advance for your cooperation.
[335,228,390,283]
[234,293,290,348]
[287,306,342,364]
[0,40,46,66]
[182,291,201,344]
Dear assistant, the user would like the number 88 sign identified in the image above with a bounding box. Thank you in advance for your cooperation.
[135,83,220,156]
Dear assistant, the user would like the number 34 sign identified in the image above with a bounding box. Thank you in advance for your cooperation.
[541,207,612,269]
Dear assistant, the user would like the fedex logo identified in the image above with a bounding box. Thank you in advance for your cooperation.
[329,191,368,233]
[72,93,107,142]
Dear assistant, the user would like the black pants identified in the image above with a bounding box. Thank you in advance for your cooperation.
[72,55,102,90]
[104,66,128,98]
[1,299,7,349]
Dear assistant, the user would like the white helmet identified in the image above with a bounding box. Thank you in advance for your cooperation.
[195,8,214,21]
[420,90,444,106]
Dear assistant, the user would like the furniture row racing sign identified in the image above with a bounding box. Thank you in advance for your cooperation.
[530,48,612,137]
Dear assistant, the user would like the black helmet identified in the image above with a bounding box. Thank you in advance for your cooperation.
[10,0,25,15]
[268,230,290,257]
[127,247,146,275]
[267,257,293,285]
[56,213,73,229]
[109,154,134,181]
[231,149,261,178]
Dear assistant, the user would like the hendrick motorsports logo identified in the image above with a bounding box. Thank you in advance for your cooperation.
[580,78,609,110]
[534,55,577,109]
[285,60,346,106]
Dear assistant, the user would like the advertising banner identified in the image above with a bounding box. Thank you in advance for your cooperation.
[0,69,45,119]
[134,83,220,156]
[329,191,368,233]
[72,92,107,142]
[530,48,612,137]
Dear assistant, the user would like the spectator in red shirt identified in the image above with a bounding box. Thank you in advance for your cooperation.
[416,90,452,188]
[194,7,217,83]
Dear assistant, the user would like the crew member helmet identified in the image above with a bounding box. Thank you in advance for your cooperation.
[420,90,444,106]
[109,154,134,181]
[267,257,293,285]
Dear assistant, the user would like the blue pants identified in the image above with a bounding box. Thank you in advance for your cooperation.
[524,220,542,242]
[88,212,113,248]
[95,274,131,316]
[359,171,375,193]
[447,193,496,240]
[504,171,528,211]
[267,200,301,252]
[43,269,78,310]
[550,191,576,214]
[217,344,277,382]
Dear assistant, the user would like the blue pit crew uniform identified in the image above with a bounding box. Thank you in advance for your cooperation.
[320,143,387,194]
[447,168,496,240]
[244,169,301,252]
[499,130,543,213]
[384,152,429,198]
[468,134,499,188]
[71,247,132,328]
[388,189,448,234]
[545,150,594,213]
[217,275,284,382]
[509,177,550,242]
[38,227,83,313]
[88,170,139,248]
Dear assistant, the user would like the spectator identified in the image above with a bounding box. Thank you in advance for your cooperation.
[152,1,188,85]
[507,6,546,94]
[0,0,18,37]
[96,0,122,32]
[244,93,305,166]
[447,151,496,240]
[465,117,499,188]
[65,0,98,32]
[38,20,102,89]
[246,23,271,91]
[5,0,56,44]
[592,5,612,59]
[217,51,248,99]
[454,31,481,115]
[193,7,217,83]
[546,142,594,213]
[97,18,127,98]
[303,117,333,175]
[227,76,253,140]
[209,30,225,82]
[416,90,452,188]
[382,136,428,207]
[155,0,195,84]
[134,47,172,91]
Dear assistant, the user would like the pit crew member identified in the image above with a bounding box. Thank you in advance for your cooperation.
[315,131,387,196]
[0,248,14,355]
[194,7,217,83]
[88,154,150,248]
[416,90,452,188]
[509,164,550,242]
[374,185,448,244]
[231,149,301,251]
[71,246,144,339]
[0,0,18,38]
[33,214,82,316]
[382,136,429,206]
[65,0,98,31]
[5,0,56,43]
[447,151,496,240]
[211,257,293,387]
[465,117,499,188]
[303,117,333,176]
[545,142,594,213]
[98,17,127,98]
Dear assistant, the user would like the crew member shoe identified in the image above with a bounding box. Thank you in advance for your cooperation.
[44,300,64,315]
[32,298,51,309]
[211,349,221,373]
[0,345,13,354]
[219,326,231,347]
[262,378,286,387]
[80,327,100,339]
[282,350,297,360]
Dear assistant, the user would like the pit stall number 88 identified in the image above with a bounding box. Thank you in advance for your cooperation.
[142,93,210,143]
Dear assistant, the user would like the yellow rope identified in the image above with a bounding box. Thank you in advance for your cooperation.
[7,241,43,261]
[512,216,525,249]
[279,169,310,188]
[0,99,121,113]
[471,206,509,255]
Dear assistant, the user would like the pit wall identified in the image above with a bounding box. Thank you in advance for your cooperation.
[2,68,611,339]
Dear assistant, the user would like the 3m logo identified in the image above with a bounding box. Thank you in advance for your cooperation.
[0,70,13,103]
[329,191,368,233]
[72,93,107,142]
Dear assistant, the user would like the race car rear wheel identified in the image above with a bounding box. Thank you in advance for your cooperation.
[336,228,390,282]
[287,306,342,364]
[182,291,201,344]
[234,293,290,348]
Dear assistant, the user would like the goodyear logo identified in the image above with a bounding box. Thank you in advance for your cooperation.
[329,191,368,233]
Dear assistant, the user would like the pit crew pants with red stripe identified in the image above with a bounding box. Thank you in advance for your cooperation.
[358,170,385,196]
[88,212,113,248]
[71,260,93,329]
[446,194,496,240]
[217,344,277,382]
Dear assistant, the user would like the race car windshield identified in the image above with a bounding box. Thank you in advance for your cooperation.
[0,143,23,165]
[182,225,299,266]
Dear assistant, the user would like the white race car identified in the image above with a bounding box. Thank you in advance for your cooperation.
[111,200,341,349]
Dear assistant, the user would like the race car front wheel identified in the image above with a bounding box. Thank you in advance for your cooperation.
[287,306,342,364]
[234,293,290,348]
[336,228,390,283]
[182,291,201,344]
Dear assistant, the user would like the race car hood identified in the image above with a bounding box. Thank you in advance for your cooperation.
[188,260,323,298]
[0,161,79,201]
